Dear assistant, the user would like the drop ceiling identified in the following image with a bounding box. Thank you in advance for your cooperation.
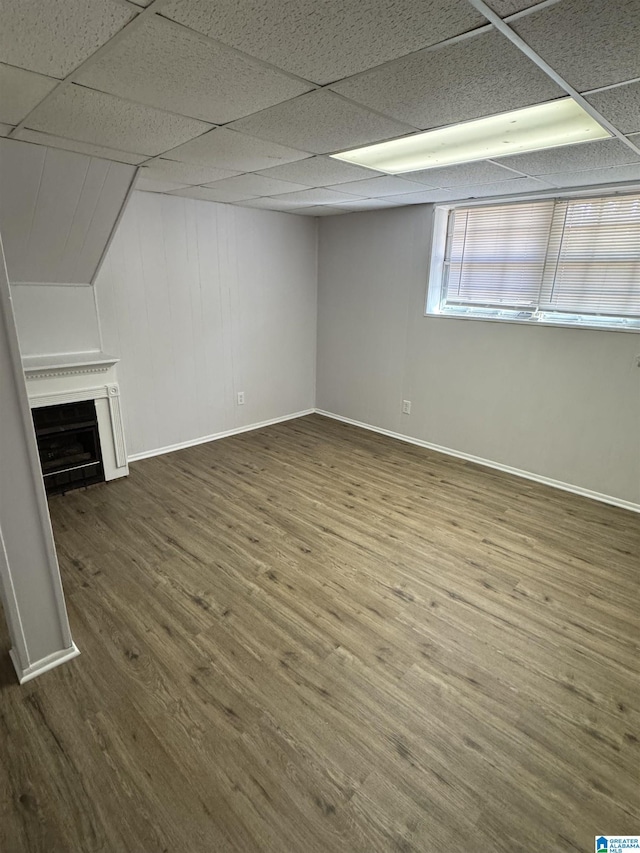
[1,0,639,216]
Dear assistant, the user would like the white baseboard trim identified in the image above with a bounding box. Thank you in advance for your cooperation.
[127,409,316,463]
[10,642,81,685]
[315,409,640,514]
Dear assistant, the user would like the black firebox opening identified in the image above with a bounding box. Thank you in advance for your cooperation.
[32,400,105,496]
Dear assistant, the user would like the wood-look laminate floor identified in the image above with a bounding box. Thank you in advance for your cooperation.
[1,414,638,853]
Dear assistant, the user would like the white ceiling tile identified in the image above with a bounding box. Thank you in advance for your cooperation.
[384,177,550,204]
[230,201,297,216]
[0,0,135,79]
[483,0,552,14]
[586,82,640,135]
[330,31,564,130]
[135,177,190,193]
[202,174,308,197]
[436,177,552,199]
[326,175,430,197]
[493,138,640,175]
[334,197,405,209]
[161,0,486,85]
[167,185,259,203]
[165,128,309,172]
[405,160,523,186]
[256,155,383,187]
[75,16,311,124]
[0,124,14,137]
[13,128,148,164]
[138,159,240,185]
[0,64,58,125]
[292,206,347,216]
[270,187,366,206]
[512,0,640,92]
[237,196,313,211]
[383,188,470,205]
[542,163,640,188]
[24,84,212,156]
[227,90,416,155]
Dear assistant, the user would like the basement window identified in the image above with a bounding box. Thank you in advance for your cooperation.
[426,191,640,331]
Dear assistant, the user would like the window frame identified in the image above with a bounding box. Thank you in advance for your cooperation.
[425,183,640,333]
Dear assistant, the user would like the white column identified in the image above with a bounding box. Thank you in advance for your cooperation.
[0,234,79,684]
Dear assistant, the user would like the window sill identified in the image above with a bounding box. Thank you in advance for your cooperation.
[423,311,640,334]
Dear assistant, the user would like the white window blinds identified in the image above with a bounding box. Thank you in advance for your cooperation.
[442,193,640,325]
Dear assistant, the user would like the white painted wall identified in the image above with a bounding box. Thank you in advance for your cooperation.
[317,206,640,507]
[11,283,102,355]
[0,235,78,683]
[96,191,317,458]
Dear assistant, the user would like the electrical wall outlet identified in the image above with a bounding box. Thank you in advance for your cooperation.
[402,400,411,414]
[237,391,245,405]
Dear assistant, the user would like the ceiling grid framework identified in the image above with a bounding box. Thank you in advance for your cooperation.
[0,0,638,215]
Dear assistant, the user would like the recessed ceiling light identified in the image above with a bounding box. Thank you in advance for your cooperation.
[330,99,610,174]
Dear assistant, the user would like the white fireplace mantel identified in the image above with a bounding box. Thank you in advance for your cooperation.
[23,351,119,380]
[23,351,129,482]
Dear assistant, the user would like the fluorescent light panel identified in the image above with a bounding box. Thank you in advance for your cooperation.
[331,99,610,174]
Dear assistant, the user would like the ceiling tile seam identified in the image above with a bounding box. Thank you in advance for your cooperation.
[501,0,562,23]
[185,159,537,186]
[136,154,176,167]
[390,173,549,191]
[172,170,548,197]
[154,14,321,92]
[152,177,640,209]
[111,0,146,11]
[582,76,640,96]
[451,180,640,205]
[155,125,317,163]
[466,0,640,158]
[322,89,422,136]
[6,0,185,141]
[6,1,164,139]
[322,22,493,92]
[0,59,58,80]
[1,84,58,146]
[435,172,549,188]
[52,80,219,130]
[269,178,640,208]
[220,118,409,162]
[0,60,61,132]
[10,131,150,163]
[484,159,533,178]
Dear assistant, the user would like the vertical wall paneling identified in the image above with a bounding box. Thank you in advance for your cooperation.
[96,191,317,459]
[0,138,135,284]
[0,140,46,274]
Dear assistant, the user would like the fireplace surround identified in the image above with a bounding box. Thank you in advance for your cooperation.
[23,352,129,485]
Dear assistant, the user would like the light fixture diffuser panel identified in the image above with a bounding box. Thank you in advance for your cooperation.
[330,99,611,174]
